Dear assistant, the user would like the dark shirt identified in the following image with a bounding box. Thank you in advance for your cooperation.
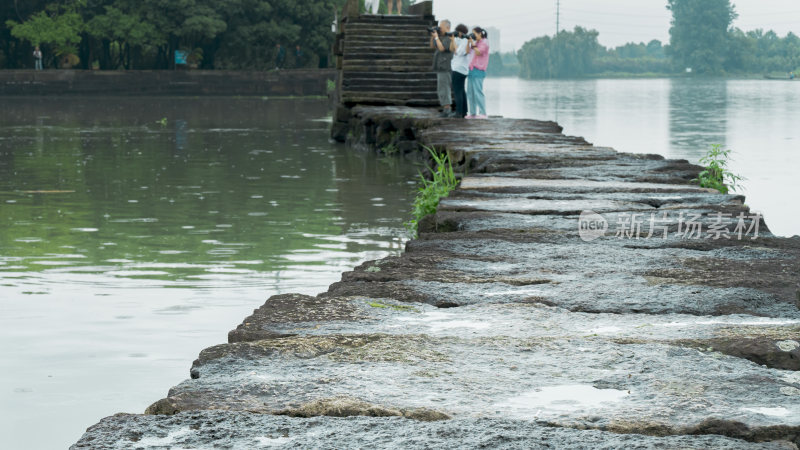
[275,47,286,66]
[432,36,453,72]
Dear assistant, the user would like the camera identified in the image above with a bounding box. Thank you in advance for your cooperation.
[428,27,461,38]
[466,33,477,40]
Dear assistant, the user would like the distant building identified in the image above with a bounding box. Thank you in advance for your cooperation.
[485,27,501,54]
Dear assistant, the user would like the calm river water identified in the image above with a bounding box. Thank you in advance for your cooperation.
[0,97,419,449]
[2,77,799,449]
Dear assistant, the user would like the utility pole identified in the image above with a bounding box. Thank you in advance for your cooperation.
[556,0,560,36]
[554,0,561,79]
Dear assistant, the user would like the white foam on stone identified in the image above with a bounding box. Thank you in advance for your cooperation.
[136,427,194,448]
[695,319,800,326]
[497,385,629,418]
[659,318,800,328]
[741,407,791,417]
[396,311,491,332]
[251,372,285,382]
[483,288,544,297]
[650,196,685,200]
[588,326,623,334]
[780,387,800,396]
[398,311,451,323]
[782,372,800,385]
[776,340,799,352]
[431,320,491,331]
[254,436,294,447]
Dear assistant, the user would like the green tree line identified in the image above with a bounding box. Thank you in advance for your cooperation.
[516,28,671,78]
[515,0,800,78]
[1,0,352,70]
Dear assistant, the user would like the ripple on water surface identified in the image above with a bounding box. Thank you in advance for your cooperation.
[0,97,420,449]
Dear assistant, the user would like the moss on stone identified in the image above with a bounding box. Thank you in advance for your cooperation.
[366,300,417,311]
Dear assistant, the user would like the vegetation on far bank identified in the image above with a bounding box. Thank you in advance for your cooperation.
[1,0,351,70]
[0,0,419,70]
[490,0,800,80]
[4,0,797,80]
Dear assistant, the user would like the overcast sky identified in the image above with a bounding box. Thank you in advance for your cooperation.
[432,0,800,52]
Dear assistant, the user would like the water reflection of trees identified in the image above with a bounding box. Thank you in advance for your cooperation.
[668,78,728,161]
[331,149,418,255]
[0,98,414,280]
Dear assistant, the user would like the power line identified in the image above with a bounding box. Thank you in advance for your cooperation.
[559,7,668,19]
[739,9,800,17]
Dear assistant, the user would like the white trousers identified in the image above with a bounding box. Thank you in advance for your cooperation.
[365,0,381,13]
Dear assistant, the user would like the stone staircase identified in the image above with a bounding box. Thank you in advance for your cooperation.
[339,14,438,106]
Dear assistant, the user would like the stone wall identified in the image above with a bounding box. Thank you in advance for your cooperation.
[0,69,336,96]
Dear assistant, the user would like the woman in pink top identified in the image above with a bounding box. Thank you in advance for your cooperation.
[466,27,490,119]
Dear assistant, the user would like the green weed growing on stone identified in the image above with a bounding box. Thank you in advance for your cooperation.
[693,144,744,194]
[157,117,168,127]
[326,79,336,94]
[381,131,400,156]
[367,301,416,311]
[405,146,458,237]
[381,142,399,155]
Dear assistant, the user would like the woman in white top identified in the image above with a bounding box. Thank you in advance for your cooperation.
[33,46,43,71]
[450,24,471,118]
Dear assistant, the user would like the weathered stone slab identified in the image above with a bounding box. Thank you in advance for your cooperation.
[459,176,710,193]
[439,197,656,215]
[72,412,790,449]
[144,309,800,440]
[227,294,367,344]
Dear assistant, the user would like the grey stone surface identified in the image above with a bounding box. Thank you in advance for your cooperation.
[72,412,795,449]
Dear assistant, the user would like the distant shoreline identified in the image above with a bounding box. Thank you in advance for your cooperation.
[0,69,337,97]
